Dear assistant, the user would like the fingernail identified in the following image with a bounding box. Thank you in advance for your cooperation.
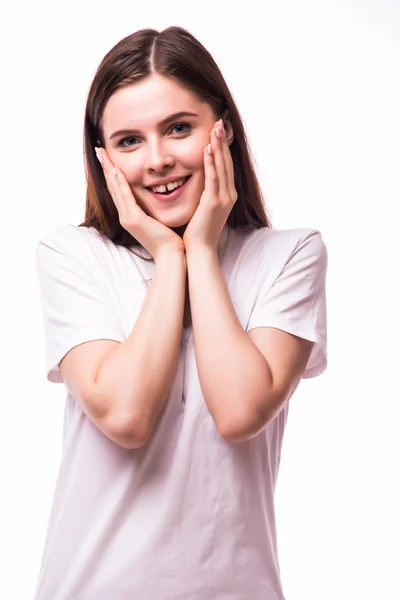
[95,147,103,164]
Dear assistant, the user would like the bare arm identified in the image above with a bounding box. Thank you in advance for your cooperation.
[186,247,313,443]
[88,249,186,448]
[60,148,187,449]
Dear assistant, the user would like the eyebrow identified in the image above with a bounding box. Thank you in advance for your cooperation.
[108,111,200,140]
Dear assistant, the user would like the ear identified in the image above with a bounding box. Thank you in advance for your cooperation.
[222,110,234,146]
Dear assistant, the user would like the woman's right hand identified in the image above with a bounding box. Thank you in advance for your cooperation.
[95,147,185,261]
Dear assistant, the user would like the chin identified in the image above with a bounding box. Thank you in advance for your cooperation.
[160,213,192,230]
[140,203,197,229]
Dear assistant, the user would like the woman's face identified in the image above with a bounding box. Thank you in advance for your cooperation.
[100,73,219,232]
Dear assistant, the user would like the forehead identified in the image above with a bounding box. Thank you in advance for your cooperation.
[101,74,212,133]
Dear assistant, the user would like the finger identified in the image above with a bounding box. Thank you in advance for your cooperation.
[100,150,139,210]
[96,148,123,211]
[220,127,236,198]
[204,144,218,196]
[212,125,229,200]
[114,167,139,212]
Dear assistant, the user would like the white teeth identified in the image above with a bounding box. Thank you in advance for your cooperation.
[151,177,187,193]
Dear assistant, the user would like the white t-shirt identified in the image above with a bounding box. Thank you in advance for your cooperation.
[34,222,328,600]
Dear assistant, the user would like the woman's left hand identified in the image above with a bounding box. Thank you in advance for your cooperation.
[183,119,237,254]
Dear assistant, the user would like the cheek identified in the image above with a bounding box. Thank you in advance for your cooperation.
[118,161,143,186]
[172,132,208,166]
[184,136,209,164]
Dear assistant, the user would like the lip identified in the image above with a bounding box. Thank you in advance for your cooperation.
[146,175,190,187]
[147,175,191,202]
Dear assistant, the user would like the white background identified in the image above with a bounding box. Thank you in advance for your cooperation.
[1,0,399,598]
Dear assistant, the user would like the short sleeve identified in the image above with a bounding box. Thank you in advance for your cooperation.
[247,229,328,379]
[35,231,125,384]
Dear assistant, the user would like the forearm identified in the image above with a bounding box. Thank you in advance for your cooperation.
[94,250,187,444]
[186,247,272,440]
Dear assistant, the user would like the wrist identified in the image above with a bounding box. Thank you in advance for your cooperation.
[155,247,187,267]
[184,244,217,260]
[185,248,218,269]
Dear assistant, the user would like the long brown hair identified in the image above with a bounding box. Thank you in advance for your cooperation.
[81,26,272,259]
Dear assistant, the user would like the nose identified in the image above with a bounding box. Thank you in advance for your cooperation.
[144,137,174,172]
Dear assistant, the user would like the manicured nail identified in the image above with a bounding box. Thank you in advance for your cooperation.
[95,147,103,164]
[217,124,225,139]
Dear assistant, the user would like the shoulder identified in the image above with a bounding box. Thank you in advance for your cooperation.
[35,225,150,287]
[246,225,324,249]
[37,223,106,247]
[36,224,115,263]
[231,225,326,264]
[268,227,327,267]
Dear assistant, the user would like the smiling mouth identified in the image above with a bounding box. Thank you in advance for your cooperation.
[146,175,191,194]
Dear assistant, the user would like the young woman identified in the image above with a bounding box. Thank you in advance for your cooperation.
[34,26,328,600]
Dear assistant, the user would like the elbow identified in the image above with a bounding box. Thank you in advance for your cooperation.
[217,386,288,443]
[116,429,150,451]
[219,421,261,444]
[106,412,152,450]
[218,408,273,444]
